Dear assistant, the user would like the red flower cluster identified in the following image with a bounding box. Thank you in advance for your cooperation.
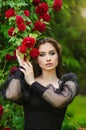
[10,66,18,74]
[16,15,24,24]
[18,23,26,32]
[19,36,35,53]
[36,2,48,16]
[52,0,62,11]
[34,21,46,33]
[22,37,35,48]
[3,128,11,130]
[6,50,16,61]
[39,13,51,22]
[16,15,26,32]
[6,0,62,37]
[24,10,30,16]
[0,105,3,117]
[32,0,41,6]
[7,10,30,34]
[35,2,51,22]
[5,0,62,61]
[8,27,16,36]
[30,48,40,58]
[5,8,15,18]
[19,36,39,58]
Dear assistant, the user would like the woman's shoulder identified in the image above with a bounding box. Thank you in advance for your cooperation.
[35,76,59,89]
[60,72,78,82]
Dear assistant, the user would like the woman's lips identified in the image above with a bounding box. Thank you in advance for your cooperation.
[45,63,53,66]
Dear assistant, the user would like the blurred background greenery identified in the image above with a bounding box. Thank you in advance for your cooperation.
[48,0,86,95]
[0,0,86,129]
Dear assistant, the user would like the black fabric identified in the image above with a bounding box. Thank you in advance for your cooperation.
[0,70,79,130]
[59,72,79,95]
[31,82,48,95]
[23,89,67,130]
[0,67,30,104]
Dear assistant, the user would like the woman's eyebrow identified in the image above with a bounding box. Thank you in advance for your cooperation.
[39,50,56,53]
[49,50,56,52]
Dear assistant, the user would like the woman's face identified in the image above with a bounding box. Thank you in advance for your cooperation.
[37,42,58,71]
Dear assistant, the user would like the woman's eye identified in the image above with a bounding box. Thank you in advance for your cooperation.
[50,52,55,55]
[39,53,45,57]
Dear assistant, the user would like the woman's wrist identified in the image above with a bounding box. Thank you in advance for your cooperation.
[30,82,48,95]
[29,80,35,86]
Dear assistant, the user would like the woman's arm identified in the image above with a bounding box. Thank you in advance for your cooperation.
[0,67,24,101]
[0,67,30,106]
[6,68,24,101]
[0,49,30,102]
[6,78,22,100]
[30,73,79,108]
[42,80,77,108]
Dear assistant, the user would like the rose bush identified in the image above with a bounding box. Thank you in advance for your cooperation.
[0,0,62,129]
[4,0,62,62]
[0,0,86,130]
[0,105,3,118]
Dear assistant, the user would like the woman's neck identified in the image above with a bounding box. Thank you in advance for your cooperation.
[40,69,58,82]
[35,69,59,88]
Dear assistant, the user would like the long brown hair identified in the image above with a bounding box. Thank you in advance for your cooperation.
[31,37,63,78]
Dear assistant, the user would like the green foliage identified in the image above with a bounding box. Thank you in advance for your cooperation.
[63,95,86,130]
[0,0,86,129]
[0,97,24,129]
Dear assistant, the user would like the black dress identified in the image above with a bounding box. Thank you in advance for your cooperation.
[23,86,67,130]
[0,68,79,130]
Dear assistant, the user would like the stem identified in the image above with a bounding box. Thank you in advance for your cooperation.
[2,60,7,72]
[65,114,80,129]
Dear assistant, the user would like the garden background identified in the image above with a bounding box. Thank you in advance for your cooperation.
[0,0,86,130]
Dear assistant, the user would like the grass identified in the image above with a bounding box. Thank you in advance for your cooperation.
[63,95,86,129]
[67,95,86,119]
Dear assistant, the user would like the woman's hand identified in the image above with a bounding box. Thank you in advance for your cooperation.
[19,60,35,85]
[16,49,24,66]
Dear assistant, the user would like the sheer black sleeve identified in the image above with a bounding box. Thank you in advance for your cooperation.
[0,66,30,105]
[30,72,79,108]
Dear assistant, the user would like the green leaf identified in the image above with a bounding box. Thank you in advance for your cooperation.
[29,32,39,39]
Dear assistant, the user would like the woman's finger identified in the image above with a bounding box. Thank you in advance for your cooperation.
[27,60,32,69]
[16,49,24,66]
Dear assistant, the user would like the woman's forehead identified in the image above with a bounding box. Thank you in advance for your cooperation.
[38,42,56,51]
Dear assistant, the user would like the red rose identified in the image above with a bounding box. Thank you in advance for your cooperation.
[52,0,62,11]
[5,8,15,18]
[39,13,51,22]
[36,2,48,16]
[18,23,26,32]
[13,50,16,57]
[0,105,3,117]
[8,27,16,36]
[30,48,39,58]
[6,53,16,61]
[10,66,18,74]
[33,21,46,33]
[32,0,41,6]
[12,55,17,60]
[16,16,24,25]
[3,128,11,130]
[22,37,36,48]
[19,45,27,53]
[24,10,30,17]
[6,54,13,61]
[10,50,17,60]
[26,21,32,25]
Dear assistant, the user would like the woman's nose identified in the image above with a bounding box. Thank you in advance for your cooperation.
[46,55,51,61]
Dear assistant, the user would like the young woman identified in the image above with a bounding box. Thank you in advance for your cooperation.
[0,37,79,130]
